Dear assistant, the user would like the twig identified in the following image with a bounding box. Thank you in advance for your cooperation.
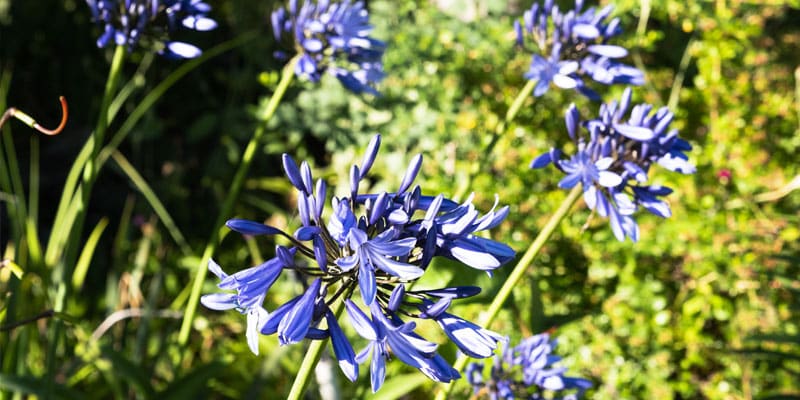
[0,309,55,331]
[91,308,183,341]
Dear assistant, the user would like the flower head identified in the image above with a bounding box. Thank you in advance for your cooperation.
[271,0,385,94]
[516,0,643,99]
[531,88,695,241]
[466,333,592,399]
[86,0,217,58]
[203,134,513,391]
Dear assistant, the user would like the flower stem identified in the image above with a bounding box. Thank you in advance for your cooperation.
[177,55,299,345]
[454,79,536,200]
[287,299,346,400]
[435,185,582,400]
[46,44,126,398]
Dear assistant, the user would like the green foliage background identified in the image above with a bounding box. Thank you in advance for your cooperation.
[1,0,799,398]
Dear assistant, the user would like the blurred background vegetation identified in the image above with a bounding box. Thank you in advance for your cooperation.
[1,0,799,398]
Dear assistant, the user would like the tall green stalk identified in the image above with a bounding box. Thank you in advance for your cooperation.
[434,185,582,400]
[45,45,126,399]
[177,55,300,345]
[454,79,536,200]
[44,45,126,268]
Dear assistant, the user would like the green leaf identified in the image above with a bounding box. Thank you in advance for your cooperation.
[72,217,109,290]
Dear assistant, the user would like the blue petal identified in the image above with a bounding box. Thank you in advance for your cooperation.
[277,279,320,345]
[207,259,228,280]
[558,172,582,189]
[294,225,320,241]
[615,123,655,140]
[420,298,451,319]
[261,296,300,335]
[369,345,386,392]
[282,154,307,192]
[200,293,237,310]
[360,134,381,179]
[350,165,360,199]
[437,313,502,358]
[246,307,268,355]
[553,73,577,89]
[530,152,555,171]
[369,192,389,225]
[313,235,329,272]
[326,311,358,382]
[414,286,481,299]
[336,253,360,272]
[387,284,405,311]
[345,299,377,341]
[398,154,423,193]
[359,258,377,305]
[368,236,416,256]
[597,171,622,187]
[572,23,600,39]
[182,16,217,31]
[226,219,282,236]
[587,44,628,58]
[447,239,501,270]
[302,38,324,52]
[164,42,202,59]
[300,162,314,194]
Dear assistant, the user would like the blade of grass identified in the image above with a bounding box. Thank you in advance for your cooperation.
[107,52,154,121]
[24,136,42,268]
[97,32,259,171]
[453,78,536,200]
[668,37,696,111]
[110,150,192,256]
[71,217,109,291]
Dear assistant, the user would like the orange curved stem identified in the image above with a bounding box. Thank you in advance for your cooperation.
[0,96,68,136]
[33,96,68,136]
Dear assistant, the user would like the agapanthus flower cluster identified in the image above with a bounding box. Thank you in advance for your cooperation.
[86,0,217,58]
[271,0,385,94]
[531,87,695,241]
[466,333,592,399]
[515,0,643,99]
[202,135,515,392]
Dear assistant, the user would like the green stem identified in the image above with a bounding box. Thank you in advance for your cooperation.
[110,150,192,256]
[57,45,126,307]
[177,55,299,345]
[98,32,258,169]
[454,79,536,200]
[43,45,126,266]
[45,45,126,400]
[87,45,127,180]
[286,299,346,400]
[435,185,582,400]
[667,37,694,111]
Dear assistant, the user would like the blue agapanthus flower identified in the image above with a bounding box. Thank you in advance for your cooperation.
[271,0,385,94]
[202,134,514,392]
[531,87,695,241]
[86,0,217,58]
[466,333,592,399]
[516,0,643,99]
